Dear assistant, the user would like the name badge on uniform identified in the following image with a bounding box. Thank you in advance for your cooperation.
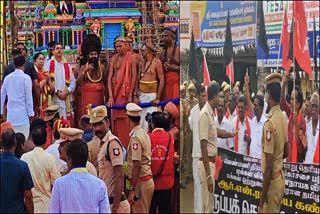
[133,143,139,150]
[266,131,272,142]
[113,148,120,156]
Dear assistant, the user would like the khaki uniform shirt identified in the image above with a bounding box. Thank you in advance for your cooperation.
[97,130,123,196]
[20,147,61,213]
[88,135,101,172]
[199,102,218,157]
[185,96,199,112]
[127,125,152,179]
[261,105,287,174]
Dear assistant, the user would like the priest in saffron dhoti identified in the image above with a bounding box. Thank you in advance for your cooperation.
[75,34,108,125]
[107,37,139,148]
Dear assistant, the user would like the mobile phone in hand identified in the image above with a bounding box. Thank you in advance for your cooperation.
[134,195,139,201]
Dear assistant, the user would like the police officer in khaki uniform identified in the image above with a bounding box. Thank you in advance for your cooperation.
[89,105,130,213]
[57,128,97,176]
[259,73,288,213]
[126,103,154,213]
[198,81,220,213]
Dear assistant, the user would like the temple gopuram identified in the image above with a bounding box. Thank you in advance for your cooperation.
[3,0,179,67]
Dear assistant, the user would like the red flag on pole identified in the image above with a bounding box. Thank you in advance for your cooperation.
[281,8,292,73]
[293,1,313,80]
[203,54,210,88]
[203,53,211,99]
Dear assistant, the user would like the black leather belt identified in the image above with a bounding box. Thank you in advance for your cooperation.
[109,193,127,204]
[199,156,216,163]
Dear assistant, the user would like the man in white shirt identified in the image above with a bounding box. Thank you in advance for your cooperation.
[226,93,238,124]
[249,95,267,159]
[302,92,319,164]
[231,95,251,155]
[44,43,76,119]
[1,52,34,138]
[44,41,56,68]
[188,86,206,213]
[215,95,233,149]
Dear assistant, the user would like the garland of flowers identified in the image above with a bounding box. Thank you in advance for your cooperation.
[49,56,71,87]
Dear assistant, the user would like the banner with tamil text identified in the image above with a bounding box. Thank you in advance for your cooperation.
[214,147,320,213]
[190,1,257,48]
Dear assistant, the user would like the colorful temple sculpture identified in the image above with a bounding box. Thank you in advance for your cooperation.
[4,1,179,63]
[0,1,5,82]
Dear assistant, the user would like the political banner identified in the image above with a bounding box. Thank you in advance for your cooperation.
[190,1,257,48]
[257,0,320,67]
[214,147,320,213]
[257,31,320,67]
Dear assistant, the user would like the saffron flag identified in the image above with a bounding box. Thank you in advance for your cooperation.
[293,1,313,80]
[281,8,292,73]
[223,10,234,83]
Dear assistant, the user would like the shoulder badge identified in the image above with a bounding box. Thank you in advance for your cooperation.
[266,130,272,142]
[133,143,139,150]
[113,148,120,156]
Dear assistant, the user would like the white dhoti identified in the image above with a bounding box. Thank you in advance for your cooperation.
[139,92,159,132]
[193,157,202,213]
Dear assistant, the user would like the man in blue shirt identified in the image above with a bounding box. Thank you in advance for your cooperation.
[79,115,94,143]
[0,128,34,213]
[49,139,110,213]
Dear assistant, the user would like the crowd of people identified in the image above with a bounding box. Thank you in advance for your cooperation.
[0,28,181,213]
[182,72,319,213]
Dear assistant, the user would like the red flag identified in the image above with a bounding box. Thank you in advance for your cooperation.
[281,8,292,73]
[226,58,234,83]
[293,1,313,80]
[203,54,211,99]
[203,54,210,88]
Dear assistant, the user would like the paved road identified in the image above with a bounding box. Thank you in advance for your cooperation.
[180,182,194,213]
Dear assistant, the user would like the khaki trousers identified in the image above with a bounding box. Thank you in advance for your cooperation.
[263,171,285,213]
[111,200,131,213]
[132,178,154,213]
[198,161,215,213]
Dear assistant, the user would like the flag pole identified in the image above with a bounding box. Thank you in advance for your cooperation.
[276,1,287,71]
[312,16,315,93]
[230,59,232,94]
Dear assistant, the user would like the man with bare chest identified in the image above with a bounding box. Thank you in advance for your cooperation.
[76,34,108,125]
[107,37,138,148]
[160,28,180,101]
[135,42,164,132]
